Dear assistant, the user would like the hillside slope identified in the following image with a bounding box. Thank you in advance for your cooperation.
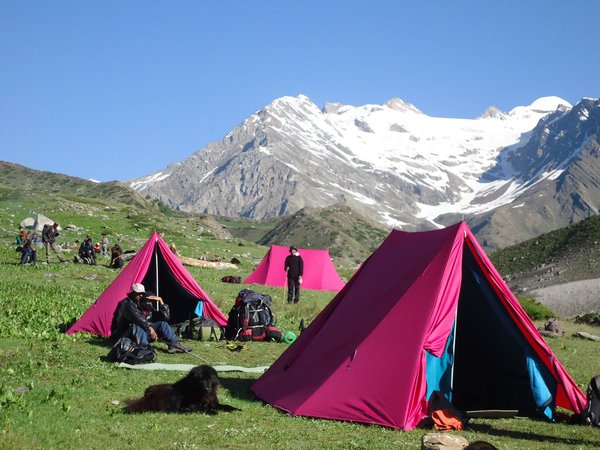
[0,161,153,209]
[491,213,600,293]
[258,204,389,265]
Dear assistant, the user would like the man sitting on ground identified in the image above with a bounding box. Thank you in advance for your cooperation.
[77,236,97,265]
[110,283,191,353]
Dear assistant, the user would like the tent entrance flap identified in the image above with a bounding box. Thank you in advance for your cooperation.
[451,247,556,418]
[141,245,201,324]
[426,321,455,401]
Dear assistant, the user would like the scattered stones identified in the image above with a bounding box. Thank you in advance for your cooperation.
[538,329,563,338]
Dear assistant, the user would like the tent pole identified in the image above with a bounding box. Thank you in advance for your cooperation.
[449,308,458,400]
[155,244,160,310]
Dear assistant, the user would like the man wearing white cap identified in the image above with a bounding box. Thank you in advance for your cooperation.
[110,283,190,353]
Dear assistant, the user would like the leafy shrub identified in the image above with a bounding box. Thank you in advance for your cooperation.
[516,295,555,320]
[574,311,600,327]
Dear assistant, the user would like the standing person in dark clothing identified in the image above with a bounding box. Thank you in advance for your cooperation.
[110,283,191,353]
[42,223,66,263]
[284,246,304,304]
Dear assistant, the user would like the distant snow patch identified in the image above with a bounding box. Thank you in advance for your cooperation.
[130,171,171,189]
[547,169,564,181]
[379,211,408,228]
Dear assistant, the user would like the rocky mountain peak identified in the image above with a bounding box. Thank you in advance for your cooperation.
[479,106,507,120]
[384,98,422,114]
[130,95,600,249]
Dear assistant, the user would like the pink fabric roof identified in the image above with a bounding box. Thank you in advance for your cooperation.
[251,222,586,430]
[66,232,227,336]
[244,245,345,291]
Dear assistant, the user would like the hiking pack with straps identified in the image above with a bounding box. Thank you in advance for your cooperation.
[41,224,51,243]
[172,315,221,341]
[225,289,282,342]
[107,337,156,365]
[582,374,600,426]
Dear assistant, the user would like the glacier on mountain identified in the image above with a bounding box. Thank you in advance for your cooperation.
[130,94,578,229]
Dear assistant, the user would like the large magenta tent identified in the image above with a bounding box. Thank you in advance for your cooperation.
[252,222,586,430]
[244,245,345,291]
[67,232,227,336]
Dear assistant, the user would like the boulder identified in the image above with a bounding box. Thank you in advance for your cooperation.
[422,433,469,450]
[573,331,600,342]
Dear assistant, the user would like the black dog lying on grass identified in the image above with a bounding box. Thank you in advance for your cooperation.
[125,365,239,414]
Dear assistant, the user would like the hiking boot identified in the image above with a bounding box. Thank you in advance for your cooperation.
[167,342,191,353]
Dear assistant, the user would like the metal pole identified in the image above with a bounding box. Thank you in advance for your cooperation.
[155,241,159,310]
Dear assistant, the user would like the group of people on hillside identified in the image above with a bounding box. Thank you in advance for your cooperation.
[14,223,125,269]
[14,223,66,265]
[75,234,117,266]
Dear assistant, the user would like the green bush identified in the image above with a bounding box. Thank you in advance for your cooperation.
[516,295,556,320]
[574,311,600,326]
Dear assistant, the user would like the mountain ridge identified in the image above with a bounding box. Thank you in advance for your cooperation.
[128,95,599,248]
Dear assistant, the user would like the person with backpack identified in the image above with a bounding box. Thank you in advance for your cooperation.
[42,223,66,264]
[284,246,304,304]
[18,232,37,265]
[110,283,191,353]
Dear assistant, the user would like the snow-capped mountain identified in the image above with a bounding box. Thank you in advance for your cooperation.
[130,95,600,248]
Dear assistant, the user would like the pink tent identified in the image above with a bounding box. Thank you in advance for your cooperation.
[244,245,345,291]
[252,222,586,430]
[67,232,227,336]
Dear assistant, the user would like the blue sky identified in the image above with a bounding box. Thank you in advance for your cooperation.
[1,1,598,182]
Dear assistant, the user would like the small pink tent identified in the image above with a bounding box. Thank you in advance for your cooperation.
[67,232,227,336]
[244,245,345,291]
[252,222,586,430]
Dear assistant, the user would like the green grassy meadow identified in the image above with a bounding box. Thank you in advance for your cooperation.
[2,191,600,448]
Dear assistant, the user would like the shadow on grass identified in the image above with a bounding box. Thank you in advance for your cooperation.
[85,336,113,348]
[219,375,260,403]
[468,422,600,448]
[58,318,78,333]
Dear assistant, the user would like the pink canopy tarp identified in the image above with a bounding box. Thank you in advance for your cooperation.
[67,232,227,336]
[252,222,586,430]
[244,245,345,291]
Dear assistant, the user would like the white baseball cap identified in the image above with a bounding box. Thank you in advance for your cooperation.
[131,283,146,294]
